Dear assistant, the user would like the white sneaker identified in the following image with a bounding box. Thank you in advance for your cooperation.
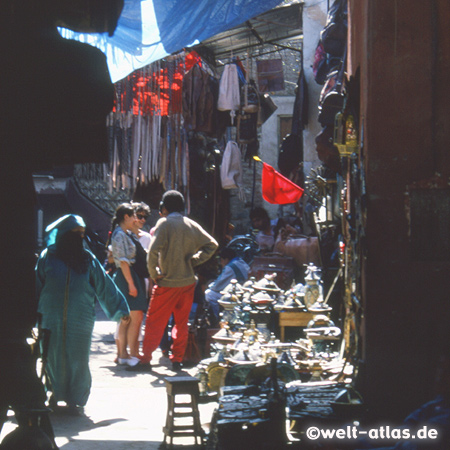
[118,358,131,365]
[127,356,141,367]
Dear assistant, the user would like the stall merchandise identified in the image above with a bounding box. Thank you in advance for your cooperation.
[206,366,364,449]
[193,266,349,399]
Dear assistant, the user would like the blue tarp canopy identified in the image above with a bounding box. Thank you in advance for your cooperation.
[61,0,285,83]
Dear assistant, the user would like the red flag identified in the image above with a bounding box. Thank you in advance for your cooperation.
[261,162,304,204]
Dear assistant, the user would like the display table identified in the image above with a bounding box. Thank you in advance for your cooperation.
[278,311,317,341]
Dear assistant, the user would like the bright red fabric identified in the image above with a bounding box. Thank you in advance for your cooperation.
[185,51,202,71]
[113,60,185,116]
[261,162,304,204]
[141,283,196,363]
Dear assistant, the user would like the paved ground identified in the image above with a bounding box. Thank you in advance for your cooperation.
[0,305,217,449]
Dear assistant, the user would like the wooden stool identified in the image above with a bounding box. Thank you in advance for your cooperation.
[163,376,204,447]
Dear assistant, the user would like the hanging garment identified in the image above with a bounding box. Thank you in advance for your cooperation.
[220,140,245,202]
[291,67,309,135]
[182,64,203,131]
[182,64,216,134]
[220,141,242,189]
[217,64,240,121]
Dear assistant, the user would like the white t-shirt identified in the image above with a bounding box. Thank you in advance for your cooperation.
[139,230,151,253]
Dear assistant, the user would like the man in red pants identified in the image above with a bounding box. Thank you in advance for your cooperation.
[128,190,218,372]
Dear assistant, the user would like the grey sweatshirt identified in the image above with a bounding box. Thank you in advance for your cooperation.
[147,212,218,287]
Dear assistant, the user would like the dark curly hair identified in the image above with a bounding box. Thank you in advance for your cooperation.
[162,190,185,213]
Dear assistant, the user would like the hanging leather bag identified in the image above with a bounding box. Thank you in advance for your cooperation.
[258,93,278,125]
[320,0,348,57]
[318,47,346,127]
[313,40,342,85]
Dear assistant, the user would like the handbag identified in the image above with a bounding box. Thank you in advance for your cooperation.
[320,0,348,57]
[258,93,278,125]
[313,40,342,85]
[318,47,347,126]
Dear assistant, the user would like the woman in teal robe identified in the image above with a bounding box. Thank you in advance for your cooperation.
[36,215,130,409]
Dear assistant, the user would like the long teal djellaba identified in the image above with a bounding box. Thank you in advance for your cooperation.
[35,214,130,409]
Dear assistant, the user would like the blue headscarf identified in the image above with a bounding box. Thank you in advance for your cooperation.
[45,214,86,247]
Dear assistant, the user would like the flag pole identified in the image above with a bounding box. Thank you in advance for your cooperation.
[252,156,261,210]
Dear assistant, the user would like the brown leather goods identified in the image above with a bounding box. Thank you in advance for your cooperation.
[274,235,321,268]
[182,330,202,366]
[258,93,278,125]
[315,125,341,173]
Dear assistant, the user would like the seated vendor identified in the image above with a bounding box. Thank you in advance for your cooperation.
[250,206,277,252]
[205,247,250,321]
